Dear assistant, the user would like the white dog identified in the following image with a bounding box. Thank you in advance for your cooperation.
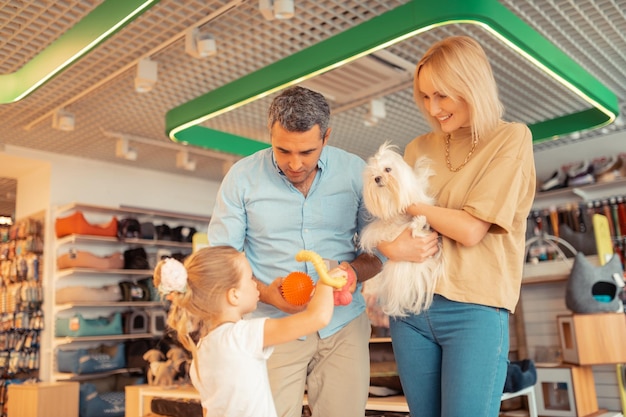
[360,142,444,317]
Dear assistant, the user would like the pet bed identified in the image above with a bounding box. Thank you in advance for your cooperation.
[55,211,118,238]
[79,383,125,417]
[57,250,124,270]
[57,343,126,374]
[55,312,123,337]
[55,284,122,304]
[151,397,203,417]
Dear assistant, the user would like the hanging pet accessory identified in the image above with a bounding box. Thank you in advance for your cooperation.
[526,234,624,314]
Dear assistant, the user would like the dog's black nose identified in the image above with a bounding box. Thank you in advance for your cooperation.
[374,176,382,184]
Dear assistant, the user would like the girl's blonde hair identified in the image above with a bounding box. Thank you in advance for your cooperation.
[153,246,246,375]
[413,36,503,142]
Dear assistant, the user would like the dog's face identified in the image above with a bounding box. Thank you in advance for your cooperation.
[363,143,420,220]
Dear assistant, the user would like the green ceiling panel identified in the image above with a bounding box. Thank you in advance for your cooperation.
[166,0,618,156]
[0,0,160,104]
[176,126,270,155]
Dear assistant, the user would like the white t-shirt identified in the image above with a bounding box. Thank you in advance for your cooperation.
[190,317,276,417]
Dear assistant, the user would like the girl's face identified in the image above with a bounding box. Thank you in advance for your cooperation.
[418,65,471,133]
[237,259,260,314]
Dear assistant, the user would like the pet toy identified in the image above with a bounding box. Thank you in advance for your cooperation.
[294,250,353,306]
[360,141,444,317]
[143,349,177,386]
[281,271,315,306]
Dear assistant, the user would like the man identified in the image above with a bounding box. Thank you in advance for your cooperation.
[208,86,382,417]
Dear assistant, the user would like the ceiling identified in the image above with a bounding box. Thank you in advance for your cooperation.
[1,0,625,217]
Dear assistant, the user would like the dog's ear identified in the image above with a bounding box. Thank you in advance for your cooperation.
[377,141,400,156]
[413,156,434,179]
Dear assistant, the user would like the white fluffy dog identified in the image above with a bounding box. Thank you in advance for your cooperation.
[360,142,444,317]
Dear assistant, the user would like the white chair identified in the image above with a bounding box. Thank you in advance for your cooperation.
[501,385,538,417]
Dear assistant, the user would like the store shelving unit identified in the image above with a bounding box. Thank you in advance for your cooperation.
[48,203,210,384]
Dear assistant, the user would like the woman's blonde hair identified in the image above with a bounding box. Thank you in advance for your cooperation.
[153,246,246,376]
[413,36,503,141]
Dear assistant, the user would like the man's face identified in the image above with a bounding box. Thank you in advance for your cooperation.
[270,122,328,187]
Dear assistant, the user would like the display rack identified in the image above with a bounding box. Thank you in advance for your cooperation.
[49,203,210,385]
[0,212,45,417]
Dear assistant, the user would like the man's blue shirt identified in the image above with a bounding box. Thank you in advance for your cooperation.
[208,145,374,338]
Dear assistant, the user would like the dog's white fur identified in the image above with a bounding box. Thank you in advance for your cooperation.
[360,141,444,317]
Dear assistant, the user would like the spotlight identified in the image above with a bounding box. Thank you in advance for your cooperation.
[115,137,138,161]
[176,150,197,171]
[364,98,386,127]
[52,109,75,131]
[135,58,158,93]
[185,28,217,59]
[259,0,294,20]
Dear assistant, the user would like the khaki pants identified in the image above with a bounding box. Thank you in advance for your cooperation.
[268,312,371,417]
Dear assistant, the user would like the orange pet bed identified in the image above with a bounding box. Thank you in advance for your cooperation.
[57,250,124,270]
[55,211,118,238]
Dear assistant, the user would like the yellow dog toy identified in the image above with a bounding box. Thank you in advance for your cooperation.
[295,250,347,289]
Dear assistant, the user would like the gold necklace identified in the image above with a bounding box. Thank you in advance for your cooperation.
[445,133,478,172]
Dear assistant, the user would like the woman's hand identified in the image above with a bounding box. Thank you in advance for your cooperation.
[378,228,440,263]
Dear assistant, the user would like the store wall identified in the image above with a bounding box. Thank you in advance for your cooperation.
[1,144,222,381]
[2,145,220,217]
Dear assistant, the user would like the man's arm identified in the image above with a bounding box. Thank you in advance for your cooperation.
[349,252,383,283]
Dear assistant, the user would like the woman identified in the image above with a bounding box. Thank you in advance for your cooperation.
[378,36,536,416]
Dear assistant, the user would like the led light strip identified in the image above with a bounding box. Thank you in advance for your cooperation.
[0,0,159,104]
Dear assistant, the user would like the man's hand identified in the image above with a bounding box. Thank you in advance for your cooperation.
[257,277,307,314]
[328,264,356,305]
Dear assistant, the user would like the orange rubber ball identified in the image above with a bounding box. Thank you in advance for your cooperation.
[281,271,314,306]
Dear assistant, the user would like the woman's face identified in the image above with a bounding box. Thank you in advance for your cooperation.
[418,65,471,133]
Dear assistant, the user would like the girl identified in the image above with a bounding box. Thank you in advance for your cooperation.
[153,246,336,417]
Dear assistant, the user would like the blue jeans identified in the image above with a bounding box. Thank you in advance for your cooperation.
[389,295,509,417]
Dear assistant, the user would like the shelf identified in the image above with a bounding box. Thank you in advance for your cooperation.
[56,202,210,223]
[362,396,409,412]
[370,361,398,378]
[56,301,166,309]
[55,333,155,344]
[532,177,626,210]
[303,393,410,412]
[55,267,153,278]
[522,255,599,285]
[55,234,194,249]
[54,367,144,381]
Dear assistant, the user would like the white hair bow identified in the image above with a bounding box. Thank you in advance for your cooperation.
[159,257,188,294]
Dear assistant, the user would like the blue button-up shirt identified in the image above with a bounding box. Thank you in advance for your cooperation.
[208,145,374,338]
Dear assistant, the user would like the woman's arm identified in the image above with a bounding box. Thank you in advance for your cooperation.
[378,203,490,263]
[407,203,490,247]
[262,282,334,347]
